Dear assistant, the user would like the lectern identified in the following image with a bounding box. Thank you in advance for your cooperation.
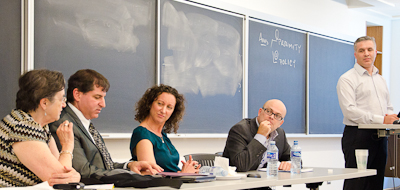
[358,124,400,177]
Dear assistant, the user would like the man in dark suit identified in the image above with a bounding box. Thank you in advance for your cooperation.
[223,99,291,172]
[50,69,162,178]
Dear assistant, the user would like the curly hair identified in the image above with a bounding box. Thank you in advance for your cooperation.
[16,69,65,112]
[135,84,185,133]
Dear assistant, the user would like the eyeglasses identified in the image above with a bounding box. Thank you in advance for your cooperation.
[62,97,67,103]
[262,107,284,121]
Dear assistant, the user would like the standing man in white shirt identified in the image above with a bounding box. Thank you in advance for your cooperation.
[337,36,399,190]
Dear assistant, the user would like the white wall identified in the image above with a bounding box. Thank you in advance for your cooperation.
[390,19,400,112]
[104,0,398,189]
[210,0,366,38]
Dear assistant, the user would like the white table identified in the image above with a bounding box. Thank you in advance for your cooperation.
[273,167,376,189]
[114,167,376,190]
[359,124,400,137]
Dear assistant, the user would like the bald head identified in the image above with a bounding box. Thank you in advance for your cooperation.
[257,99,287,134]
[263,99,287,119]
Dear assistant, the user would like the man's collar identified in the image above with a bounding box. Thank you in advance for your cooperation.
[354,63,379,76]
[67,102,91,129]
[256,116,260,127]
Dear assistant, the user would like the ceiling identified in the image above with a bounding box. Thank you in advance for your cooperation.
[332,0,400,19]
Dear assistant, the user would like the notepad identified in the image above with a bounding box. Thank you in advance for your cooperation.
[84,184,114,189]
[157,171,208,177]
[157,172,216,183]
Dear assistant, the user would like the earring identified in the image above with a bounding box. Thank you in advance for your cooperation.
[44,111,47,116]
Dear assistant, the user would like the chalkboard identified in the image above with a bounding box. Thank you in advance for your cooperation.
[0,0,21,118]
[248,18,307,133]
[308,34,354,134]
[160,0,244,133]
[30,0,357,135]
[34,0,156,133]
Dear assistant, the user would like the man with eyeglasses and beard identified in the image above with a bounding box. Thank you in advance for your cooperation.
[223,99,291,174]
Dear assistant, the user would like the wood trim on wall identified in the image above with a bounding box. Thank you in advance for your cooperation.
[367,26,383,75]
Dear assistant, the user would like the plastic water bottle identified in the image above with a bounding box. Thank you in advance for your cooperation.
[199,166,211,174]
[199,166,228,176]
[267,141,279,177]
[290,140,302,175]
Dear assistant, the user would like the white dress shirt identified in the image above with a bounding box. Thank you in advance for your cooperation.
[68,102,95,142]
[337,63,394,126]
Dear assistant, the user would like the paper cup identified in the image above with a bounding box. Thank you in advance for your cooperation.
[355,149,368,170]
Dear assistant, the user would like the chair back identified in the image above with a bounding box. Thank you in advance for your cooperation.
[184,153,221,166]
[215,151,223,156]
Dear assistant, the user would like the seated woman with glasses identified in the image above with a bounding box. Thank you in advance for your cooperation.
[222,99,292,172]
[129,84,199,173]
[0,69,80,187]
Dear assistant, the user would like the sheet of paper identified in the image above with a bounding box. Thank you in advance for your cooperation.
[84,184,114,189]
[214,156,230,173]
[0,182,53,190]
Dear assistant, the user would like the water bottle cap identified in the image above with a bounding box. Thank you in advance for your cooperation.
[270,141,276,145]
[294,140,298,145]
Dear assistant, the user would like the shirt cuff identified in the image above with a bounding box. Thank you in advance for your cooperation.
[373,115,385,124]
[254,134,267,147]
[123,161,130,170]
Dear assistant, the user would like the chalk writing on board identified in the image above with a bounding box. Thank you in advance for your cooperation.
[161,1,242,97]
[272,50,296,67]
[271,29,302,53]
[259,33,269,46]
[258,29,302,68]
[48,0,153,53]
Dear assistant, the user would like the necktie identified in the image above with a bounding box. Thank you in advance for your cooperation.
[89,123,114,170]
[258,150,268,170]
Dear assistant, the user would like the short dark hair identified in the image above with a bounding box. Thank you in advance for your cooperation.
[16,69,65,112]
[67,69,110,103]
[135,84,185,133]
[354,36,376,52]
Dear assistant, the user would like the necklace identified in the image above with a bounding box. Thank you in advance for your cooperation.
[160,136,164,143]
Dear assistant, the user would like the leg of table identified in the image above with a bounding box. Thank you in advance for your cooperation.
[305,182,323,190]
